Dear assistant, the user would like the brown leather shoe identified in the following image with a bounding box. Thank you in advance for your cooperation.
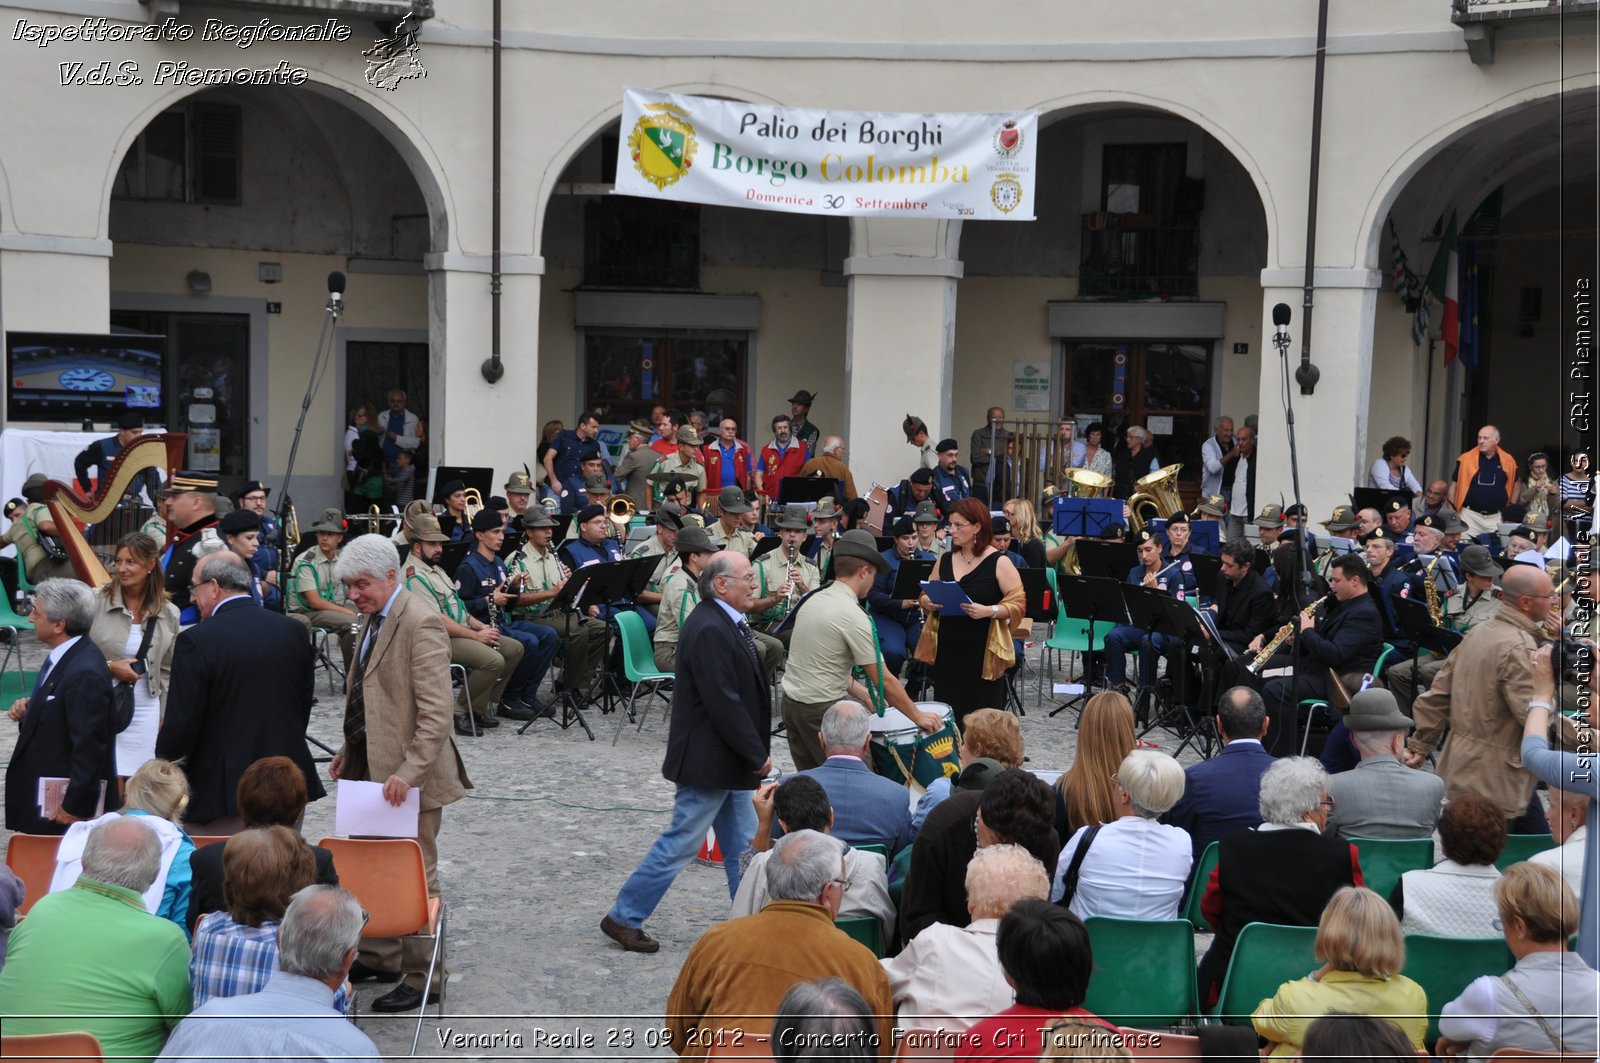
[601,914,660,953]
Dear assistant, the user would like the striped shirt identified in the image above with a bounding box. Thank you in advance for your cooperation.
[190,911,350,1013]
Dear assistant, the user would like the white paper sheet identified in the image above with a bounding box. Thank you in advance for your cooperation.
[334,779,420,838]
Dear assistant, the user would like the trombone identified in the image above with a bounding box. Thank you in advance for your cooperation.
[608,495,636,544]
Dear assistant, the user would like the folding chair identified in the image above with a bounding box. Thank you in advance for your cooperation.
[0,589,35,692]
[1498,834,1555,870]
[450,662,479,737]
[318,837,445,1055]
[2,1032,104,1063]
[1348,836,1434,901]
[1082,917,1198,1027]
[311,627,349,695]
[612,610,673,744]
[5,833,62,917]
[1211,922,1318,1025]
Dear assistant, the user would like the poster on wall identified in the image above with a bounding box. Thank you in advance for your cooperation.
[1012,361,1051,412]
[614,89,1037,220]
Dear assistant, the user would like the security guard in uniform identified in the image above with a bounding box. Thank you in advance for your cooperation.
[455,509,558,720]
[508,509,609,698]
[868,517,934,680]
[403,511,524,736]
[751,509,819,637]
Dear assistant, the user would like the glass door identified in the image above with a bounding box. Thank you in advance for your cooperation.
[1062,340,1212,494]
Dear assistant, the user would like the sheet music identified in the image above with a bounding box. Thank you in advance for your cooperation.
[1194,606,1237,661]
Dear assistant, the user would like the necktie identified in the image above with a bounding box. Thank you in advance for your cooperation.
[32,656,53,698]
[736,619,761,670]
[342,612,385,782]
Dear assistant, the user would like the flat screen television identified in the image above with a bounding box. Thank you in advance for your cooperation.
[6,331,166,424]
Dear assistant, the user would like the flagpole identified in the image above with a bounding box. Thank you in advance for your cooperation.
[1422,337,1435,484]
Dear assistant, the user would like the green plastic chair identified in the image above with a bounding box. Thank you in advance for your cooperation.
[1182,841,1220,932]
[1348,837,1434,901]
[1401,934,1514,1045]
[1497,834,1555,871]
[836,915,884,958]
[1212,922,1319,1025]
[887,845,914,908]
[0,588,35,692]
[855,842,888,859]
[610,611,673,745]
[1082,917,1198,1027]
[1300,644,1398,755]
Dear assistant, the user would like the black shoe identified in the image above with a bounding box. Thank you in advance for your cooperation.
[497,698,537,721]
[453,715,480,737]
[370,982,440,1012]
[601,914,660,953]
[472,713,500,729]
[348,960,402,984]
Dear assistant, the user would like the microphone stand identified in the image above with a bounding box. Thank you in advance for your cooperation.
[275,286,343,591]
[1274,316,1311,755]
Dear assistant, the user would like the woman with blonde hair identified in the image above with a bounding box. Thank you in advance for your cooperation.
[1053,691,1135,839]
[88,531,180,781]
[1437,862,1599,1061]
[1252,886,1428,1058]
[1001,498,1047,570]
[47,758,197,935]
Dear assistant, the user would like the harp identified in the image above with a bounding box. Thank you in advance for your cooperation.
[42,433,186,587]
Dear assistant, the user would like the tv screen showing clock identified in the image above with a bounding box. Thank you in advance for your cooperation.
[6,331,166,424]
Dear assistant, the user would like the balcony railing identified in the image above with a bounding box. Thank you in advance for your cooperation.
[1079,213,1199,300]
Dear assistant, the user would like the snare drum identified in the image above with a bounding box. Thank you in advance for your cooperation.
[868,701,959,789]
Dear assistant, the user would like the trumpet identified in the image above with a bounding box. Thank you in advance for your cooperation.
[1247,595,1332,674]
[608,495,636,543]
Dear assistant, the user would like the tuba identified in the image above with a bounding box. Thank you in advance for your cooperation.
[1053,468,1116,576]
[42,433,187,586]
[608,495,636,542]
[1127,463,1184,534]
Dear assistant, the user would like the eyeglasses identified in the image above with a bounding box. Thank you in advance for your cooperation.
[829,875,851,894]
[360,908,371,928]
[1319,796,1337,812]
[190,577,217,593]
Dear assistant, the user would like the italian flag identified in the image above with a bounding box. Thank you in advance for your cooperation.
[1427,211,1460,364]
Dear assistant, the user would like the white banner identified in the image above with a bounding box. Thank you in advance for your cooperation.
[614,89,1037,220]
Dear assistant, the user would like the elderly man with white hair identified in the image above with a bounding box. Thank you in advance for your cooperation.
[1451,424,1519,537]
[1195,757,1365,1005]
[0,817,191,1060]
[1050,749,1192,919]
[884,843,1049,1032]
[798,434,859,501]
[1324,689,1444,840]
[787,701,914,858]
[157,885,378,1063]
[666,829,893,1056]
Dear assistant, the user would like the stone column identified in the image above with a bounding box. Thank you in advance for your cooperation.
[0,235,112,331]
[841,218,962,492]
[1252,268,1382,524]
[424,252,544,472]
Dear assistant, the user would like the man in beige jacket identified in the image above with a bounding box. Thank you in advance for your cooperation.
[331,533,471,1013]
[1405,563,1554,832]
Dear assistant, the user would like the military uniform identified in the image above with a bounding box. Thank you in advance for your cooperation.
[706,520,756,557]
[164,514,221,620]
[649,455,706,504]
[140,512,168,543]
[629,535,682,618]
[752,548,819,632]
[867,546,934,677]
[2,501,75,584]
[406,550,524,718]
[455,548,558,707]
[287,546,359,665]
[508,541,609,694]
[652,568,700,672]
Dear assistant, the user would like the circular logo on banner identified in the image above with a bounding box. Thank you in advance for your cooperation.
[629,104,698,191]
[990,174,1023,214]
[1112,392,1126,406]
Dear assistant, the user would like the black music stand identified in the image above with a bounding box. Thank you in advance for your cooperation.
[752,534,815,562]
[1350,486,1415,513]
[1139,593,1216,758]
[1391,594,1463,696]
[1049,576,1128,718]
[518,563,612,739]
[778,477,837,505]
[1190,555,1221,601]
[1075,539,1139,581]
[1120,584,1180,724]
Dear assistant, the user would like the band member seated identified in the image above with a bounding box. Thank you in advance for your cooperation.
[1248,553,1385,756]
[1364,529,1423,658]
[706,486,757,556]
[563,473,615,541]
[402,511,523,735]
[1383,543,1501,716]
[653,525,720,672]
[751,509,818,640]
[1210,541,1276,656]
[218,509,279,610]
[989,515,1028,572]
[804,496,843,579]
[1313,506,1362,581]
[1382,495,1415,543]
[454,510,558,721]
[888,468,937,522]
[1412,513,1461,589]
[2,473,76,585]
[74,411,163,504]
[506,509,609,699]
[1161,512,1206,604]
[912,500,946,557]
[1102,529,1192,694]
[286,508,359,665]
[868,517,934,680]
[435,479,472,543]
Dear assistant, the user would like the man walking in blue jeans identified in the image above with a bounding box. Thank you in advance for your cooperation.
[601,550,772,953]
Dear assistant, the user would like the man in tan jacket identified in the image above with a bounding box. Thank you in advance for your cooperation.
[330,533,471,1013]
[1405,563,1554,832]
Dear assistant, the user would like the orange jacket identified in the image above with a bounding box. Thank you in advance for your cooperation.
[1451,446,1518,511]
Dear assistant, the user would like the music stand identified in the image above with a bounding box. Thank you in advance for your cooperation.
[1049,576,1129,718]
[1052,496,1123,538]
[1140,593,1216,759]
[1190,554,1221,601]
[1019,568,1053,623]
[778,477,837,505]
[1350,486,1414,513]
[874,536,895,554]
[441,542,472,581]
[1186,521,1222,556]
[1075,539,1138,581]
[752,534,814,562]
[891,558,935,599]
[1390,593,1463,700]
[428,465,495,505]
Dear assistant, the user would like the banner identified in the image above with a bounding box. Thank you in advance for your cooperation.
[614,89,1037,221]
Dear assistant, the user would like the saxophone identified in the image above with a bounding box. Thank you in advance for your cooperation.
[1424,555,1443,627]
[1247,596,1330,674]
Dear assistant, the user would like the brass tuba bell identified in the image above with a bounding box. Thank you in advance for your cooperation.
[1127,463,1184,534]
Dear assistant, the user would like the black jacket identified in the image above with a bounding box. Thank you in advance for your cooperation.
[1296,591,1385,675]
[1215,570,1275,649]
[5,637,120,834]
[660,601,771,791]
[156,597,323,823]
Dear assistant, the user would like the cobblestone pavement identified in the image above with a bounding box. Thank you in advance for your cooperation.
[0,632,1214,1060]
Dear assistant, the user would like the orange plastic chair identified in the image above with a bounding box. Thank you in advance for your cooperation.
[2,1031,104,1063]
[5,833,63,917]
[895,1028,962,1060]
[188,835,230,849]
[317,836,445,1054]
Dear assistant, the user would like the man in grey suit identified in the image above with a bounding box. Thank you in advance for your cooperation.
[1325,688,1444,839]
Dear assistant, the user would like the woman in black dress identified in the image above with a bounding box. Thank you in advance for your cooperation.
[918,497,1024,727]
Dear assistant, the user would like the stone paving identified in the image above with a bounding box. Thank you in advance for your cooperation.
[0,631,1214,1061]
